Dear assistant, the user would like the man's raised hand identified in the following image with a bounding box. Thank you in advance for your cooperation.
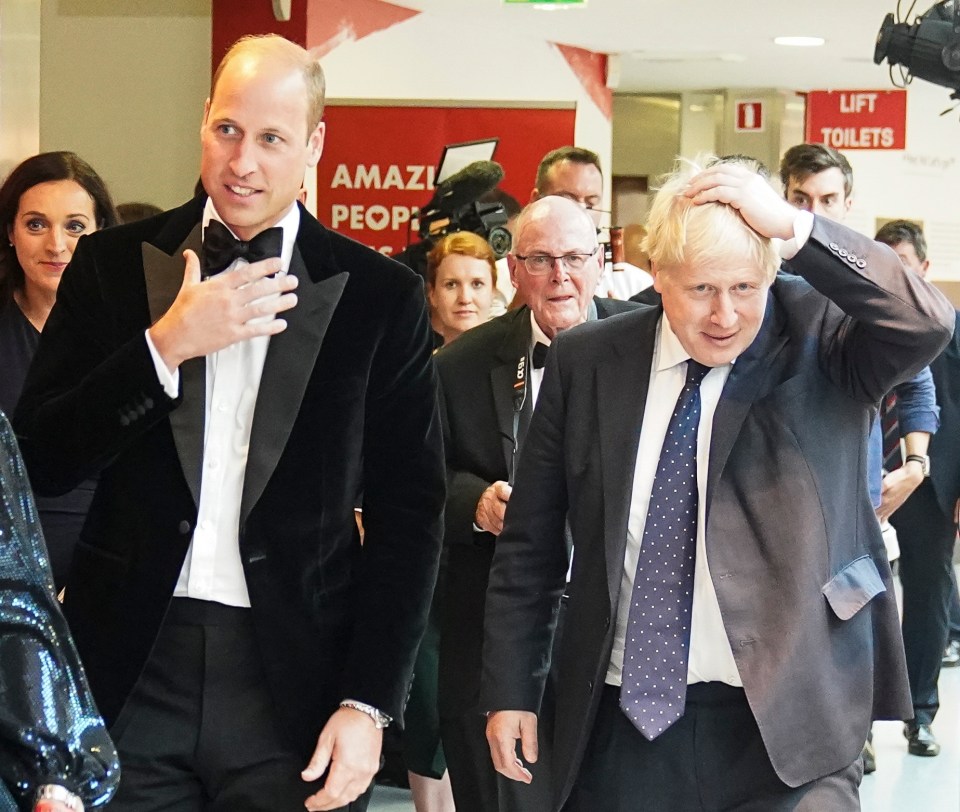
[148,249,298,372]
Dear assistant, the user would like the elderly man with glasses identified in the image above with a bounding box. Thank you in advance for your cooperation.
[434,195,638,812]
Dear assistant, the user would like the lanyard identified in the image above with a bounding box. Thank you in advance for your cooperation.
[510,353,528,484]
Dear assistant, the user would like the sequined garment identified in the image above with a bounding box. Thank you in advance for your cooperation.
[0,413,119,809]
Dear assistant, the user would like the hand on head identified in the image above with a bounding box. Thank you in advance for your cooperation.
[684,163,799,241]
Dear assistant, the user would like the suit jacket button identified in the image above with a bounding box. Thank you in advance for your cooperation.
[587,680,594,691]
[178,520,192,535]
[829,242,839,252]
[838,248,848,258]
[856,259,866,268]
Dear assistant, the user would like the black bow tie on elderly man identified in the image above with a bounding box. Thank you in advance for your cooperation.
[201,220,283,279]
[532,342,549,369]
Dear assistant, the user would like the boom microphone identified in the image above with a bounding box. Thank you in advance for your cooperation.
[425,160,504,214]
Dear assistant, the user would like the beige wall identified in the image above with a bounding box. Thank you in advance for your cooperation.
[0,0,41,178]
[611,94,680,180]
[39,0,211,210]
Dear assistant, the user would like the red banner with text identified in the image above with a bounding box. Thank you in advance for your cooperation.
[804,90,907,150]
[316,104,576,256]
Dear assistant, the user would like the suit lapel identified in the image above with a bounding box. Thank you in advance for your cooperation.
[598,307,659,611]
[241,245,348,522]
[490,309,533,476]
[706,295,788,517]
[142,221,204,506]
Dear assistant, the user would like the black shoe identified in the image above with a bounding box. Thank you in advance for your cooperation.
[942,639,960,668]
[904,723,940,757]
[861,738,877,774]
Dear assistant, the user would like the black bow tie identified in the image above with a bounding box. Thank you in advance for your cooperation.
[532,342,549,369]
[201,220,283,278]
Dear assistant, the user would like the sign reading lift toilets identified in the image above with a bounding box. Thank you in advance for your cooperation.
[805,90,907,150]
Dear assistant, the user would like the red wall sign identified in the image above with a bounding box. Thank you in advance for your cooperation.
[804,90,907,150]
[735,101,764,132]
[316,105,576,256]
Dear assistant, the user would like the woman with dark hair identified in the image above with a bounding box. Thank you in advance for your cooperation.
[0,152,118,588]
[0,411,119,811]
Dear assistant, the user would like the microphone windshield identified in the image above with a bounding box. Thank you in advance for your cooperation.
[430,161,504,212]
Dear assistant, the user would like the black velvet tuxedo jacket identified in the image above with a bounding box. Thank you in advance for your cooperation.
[14,196,445,759]
[480,217,954,809]
[435,298,637,717]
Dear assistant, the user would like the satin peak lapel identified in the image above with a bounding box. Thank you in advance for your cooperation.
[241,247,348,521]
[142,223,204,506]
[598,309,658,612]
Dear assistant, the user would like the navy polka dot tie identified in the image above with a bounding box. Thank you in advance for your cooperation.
[619,359,711,740]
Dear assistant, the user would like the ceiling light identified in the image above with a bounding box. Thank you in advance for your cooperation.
[774,36,826,47]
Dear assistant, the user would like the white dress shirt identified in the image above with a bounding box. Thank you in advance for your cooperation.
[605,318,739,687]
[529,311,552,406]
[605,209,814,687]
[146,199,300,607]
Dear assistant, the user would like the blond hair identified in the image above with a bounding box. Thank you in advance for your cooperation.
[644,155,780,282]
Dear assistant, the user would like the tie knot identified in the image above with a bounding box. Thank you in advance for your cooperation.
[532,342,549,369]
[201,220,283,278]
[685,359,711,386]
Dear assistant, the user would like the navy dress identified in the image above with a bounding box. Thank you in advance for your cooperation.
[0,299,95,589]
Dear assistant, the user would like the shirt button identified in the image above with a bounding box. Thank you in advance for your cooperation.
[208,458,220,469]
[217,402,229,412]
[200,520,212,531]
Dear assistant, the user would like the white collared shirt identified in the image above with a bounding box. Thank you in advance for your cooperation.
[605,209,814,687]
[529,311,552,406]
[146,199,300,607]
[606,315,740,687]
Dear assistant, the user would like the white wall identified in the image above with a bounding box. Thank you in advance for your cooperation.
[39,0,211,210]
[0,0,41,178]
[318,12,612,204]
[845,80,960,281]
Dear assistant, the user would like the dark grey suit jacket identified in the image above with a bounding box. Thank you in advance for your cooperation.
[481,217,954,809]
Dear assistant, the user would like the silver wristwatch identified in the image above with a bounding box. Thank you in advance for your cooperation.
[36,785,84,811]
[339,699,393,729]
[905,454,931,477]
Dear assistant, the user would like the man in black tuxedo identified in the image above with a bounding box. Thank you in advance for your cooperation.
[482,160,953,810]
[14,35,444,811]
[880,220,960,757]
[436,195,636,812]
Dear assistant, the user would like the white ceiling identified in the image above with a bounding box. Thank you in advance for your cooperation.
[393,0,914,94]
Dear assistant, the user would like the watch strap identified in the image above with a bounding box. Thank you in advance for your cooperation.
[339,699,392,729]
[904,454,931,476]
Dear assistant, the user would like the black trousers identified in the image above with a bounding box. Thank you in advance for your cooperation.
[108,598,371,811]
[890,479,956,726]
[564,684,861,812]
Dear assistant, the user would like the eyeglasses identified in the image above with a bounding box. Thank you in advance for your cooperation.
[514,247,599,275]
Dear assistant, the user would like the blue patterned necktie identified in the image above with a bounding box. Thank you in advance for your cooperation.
[619,358,711,740]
